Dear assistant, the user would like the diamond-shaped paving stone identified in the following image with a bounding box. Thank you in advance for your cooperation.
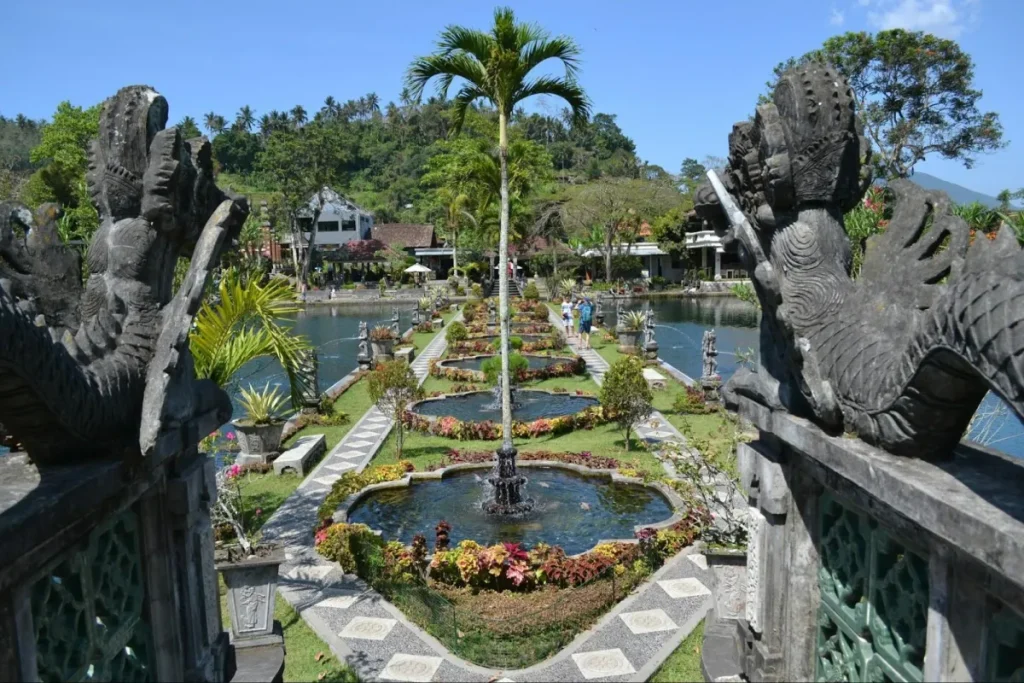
[687,554,709,570]
[366,416,389,423]
[658,577,711,599]
[345,440,374,448]
[379,653,443,682]
[339,616,396,641]
[324,462,357,473]
[620,608,678,635]
[335,450,366,460]
[351,431,381,439]
[314,474,341,486]
[644,430,677,439]
[572,649,635,680]
[318,595,359,610]
[286,565,333,582]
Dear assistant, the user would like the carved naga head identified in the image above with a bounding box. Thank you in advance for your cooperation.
[692,63,873,240]
[86,86,236,256]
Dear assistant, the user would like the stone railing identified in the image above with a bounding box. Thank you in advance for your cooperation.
[701,395,1024,683]
[0,447,228,682]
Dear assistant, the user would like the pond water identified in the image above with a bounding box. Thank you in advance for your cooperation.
[411,390,599,423]
[346,467,674,555]
[439,355,571,372]
[604,297,760,381]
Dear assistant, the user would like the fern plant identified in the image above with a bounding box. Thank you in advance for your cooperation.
[238,383,289,425]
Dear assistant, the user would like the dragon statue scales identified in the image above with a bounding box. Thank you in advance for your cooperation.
[0,86,248,465]
[693,63,1024,461]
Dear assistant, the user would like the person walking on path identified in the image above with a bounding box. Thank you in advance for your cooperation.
[561,297,574,338]
[576,297,594,349]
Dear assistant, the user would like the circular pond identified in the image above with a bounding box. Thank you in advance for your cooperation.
[411,390,598,422]
[439,354,573,372]
[346,468,673,555]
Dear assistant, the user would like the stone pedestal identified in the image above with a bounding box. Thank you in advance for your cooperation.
[700,376,721,403]
[217,549,285,647]
[644,341,659,361]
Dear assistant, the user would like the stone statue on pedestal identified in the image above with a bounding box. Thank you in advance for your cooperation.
[644,308,659,360]
[700,329,721,402]
[390,308,400,337]
[357,321,371,369]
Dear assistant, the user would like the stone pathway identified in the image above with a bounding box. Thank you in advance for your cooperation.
[261,314,713,682]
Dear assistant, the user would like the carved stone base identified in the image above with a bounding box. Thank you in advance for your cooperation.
[217,547,284,644]
[705,548,747,620]
[644,343,659,361]
[701,377,722,403]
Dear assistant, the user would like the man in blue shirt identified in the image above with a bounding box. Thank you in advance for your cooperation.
[576,297,594,349]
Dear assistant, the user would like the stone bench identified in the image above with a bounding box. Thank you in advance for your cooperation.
[395,346,416,364]
[273,434,326,476]
[643,368,668,390]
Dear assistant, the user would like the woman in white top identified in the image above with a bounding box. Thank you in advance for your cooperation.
[560,297,573,338]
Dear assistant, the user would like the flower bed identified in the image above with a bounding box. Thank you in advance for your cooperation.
[316,460,415,524]
[522,336,563,352]
[402,402,608,441]
[430,448,621,471]
[428,356,586,383]
[315,511,707,593]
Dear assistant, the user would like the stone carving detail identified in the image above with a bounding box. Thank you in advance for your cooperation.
[357,321,371,368]
[745,508,765,633]
[702,329,719,380]
[0,86,247,464]
[236,585,268,631]
[691,62,1024,460]
[390,307,400,337]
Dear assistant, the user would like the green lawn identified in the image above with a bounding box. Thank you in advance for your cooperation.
[285,380,373,452]
[220,578,360,682]
[651,619,705,682]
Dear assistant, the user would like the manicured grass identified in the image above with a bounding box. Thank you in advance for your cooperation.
[219,578,360,682]
[285,380,373,452]
[238,472,303,529]
[651,619,705,682]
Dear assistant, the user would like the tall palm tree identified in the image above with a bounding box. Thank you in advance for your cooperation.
[235,105,256,132]
[203,111,220,135]
[291,105,307,128]
[407,9,588,456]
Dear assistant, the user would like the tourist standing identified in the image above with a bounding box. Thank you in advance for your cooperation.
[560,297,573,338]
[577,297,594,349]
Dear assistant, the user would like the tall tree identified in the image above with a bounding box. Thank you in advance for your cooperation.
[256,122,345,286]
[407,6,589,456]
[767,29,1005,179]
[290,105,307,127]
[177,116,201,139]
[234,105,256,132]
[203,111,224,136]
[679,157,706,193]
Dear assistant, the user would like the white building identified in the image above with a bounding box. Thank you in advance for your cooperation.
[580,229,744,282]
[280,187,373,257]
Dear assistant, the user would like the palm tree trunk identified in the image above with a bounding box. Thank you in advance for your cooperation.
[605,227,613,282]
[498,112,513,451]
[289,215,302,286]
[452,228,458,277]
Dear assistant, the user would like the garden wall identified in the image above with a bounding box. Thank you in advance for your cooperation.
[702,395,1024,682]
[0,446,230,681]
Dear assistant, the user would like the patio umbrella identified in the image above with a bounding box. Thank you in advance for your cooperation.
[404,264,432,274]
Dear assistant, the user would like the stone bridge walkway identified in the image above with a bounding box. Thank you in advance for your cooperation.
[261,312,713,682]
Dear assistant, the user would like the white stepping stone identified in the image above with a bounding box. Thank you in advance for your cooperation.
[351,431,381,439]
[286,565,333,582]
[379,653,443,682]
[345,440,374,448]
[572,649,635,679]
[620,608,678,635]
[318,594,359,610]
[339,616,396,641]
[324,462,357,473]
[658,577,711,599]
[335,450,366,460]
[687,554,709,570]
[366,416,389,423]
[644,430,677,439]
[313,474,341,486]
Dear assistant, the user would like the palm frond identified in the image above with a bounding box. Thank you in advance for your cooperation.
[514,76,591,126]
[406,54,487,102]
[518,36,582,81]
[435,25,494,63]
[450,84,490,134]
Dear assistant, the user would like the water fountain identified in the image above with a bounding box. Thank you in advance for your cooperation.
[484,443,533,514]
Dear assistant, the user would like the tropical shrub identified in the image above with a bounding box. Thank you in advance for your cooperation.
[533,303,549,321]
[522,282,540,300]
[509,336,524,350]
[471,282,484,298]
[370,325,396,341]
[237,382,289,425]
[600,356,653,450]
[481,353,529,384]
[672,385,715,415]
[367,361,422,459]
[621,310,647,332]
[403,404,607,441]
[445,320,468,343]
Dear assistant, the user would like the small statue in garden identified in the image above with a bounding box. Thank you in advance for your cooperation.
[701,329,721,402]
[644,308,659,360]
[391,308,400,337]
[357,321,371,368]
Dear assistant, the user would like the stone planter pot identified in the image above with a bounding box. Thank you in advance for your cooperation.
[232,420,285,464]
[705,547,748,621]
[216,545,284,645]
[371,338,395,360]
[617,330,642,353]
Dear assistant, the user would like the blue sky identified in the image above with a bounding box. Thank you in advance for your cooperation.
[3,0,1020,196]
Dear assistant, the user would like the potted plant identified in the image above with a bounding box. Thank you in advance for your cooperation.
[370,324,397,360]
[232,383,290,463]
[650,275,668,291]
[617,310,646,353]
[213,461,284,645]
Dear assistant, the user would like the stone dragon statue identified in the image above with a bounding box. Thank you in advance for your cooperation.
[0,86,248,466]
[691,63,1023,460]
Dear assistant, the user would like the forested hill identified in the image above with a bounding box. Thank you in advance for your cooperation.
[198,93,668,224]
